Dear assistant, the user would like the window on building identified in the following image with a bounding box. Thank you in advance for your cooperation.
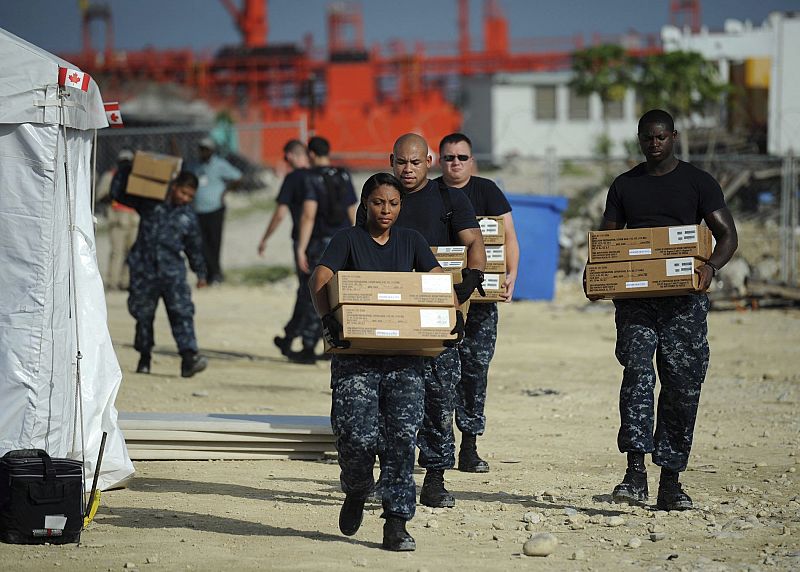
[568,88,590,120]
[603,98,624,120]
[535,85,557,120]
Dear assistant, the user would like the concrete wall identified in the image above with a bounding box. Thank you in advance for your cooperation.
[768,14,800,156]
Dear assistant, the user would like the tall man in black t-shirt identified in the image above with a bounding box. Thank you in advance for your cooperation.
[294,136,358,364]
[592,109,738,511]
[357,133,487,508]
[258,140,313,359]
[437,132,520,474]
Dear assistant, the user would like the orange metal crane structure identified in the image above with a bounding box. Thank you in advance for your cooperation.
[68,0,667,167]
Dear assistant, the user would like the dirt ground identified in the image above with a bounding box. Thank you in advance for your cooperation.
[4,202,800,571]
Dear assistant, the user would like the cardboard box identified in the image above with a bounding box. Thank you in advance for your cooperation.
[325,304,456,356]
[431,246,466,283]
[327,271,454,310]
[588,225,713,263]
[478,216,505,245]
[484,245,506,274]
[470,273,506,303]
[126,151,183,200]
[585,257,704,299]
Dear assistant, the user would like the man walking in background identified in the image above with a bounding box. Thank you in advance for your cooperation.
[258,140,313,358]
[192,136,242,286]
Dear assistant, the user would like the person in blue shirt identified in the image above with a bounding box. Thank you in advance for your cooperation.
[111,170,209,378]
[192,137,242,285]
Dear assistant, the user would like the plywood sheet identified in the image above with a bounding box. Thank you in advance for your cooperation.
[128,449,331,461]
[119,412,332,435]
[125,441,336,453]
[122,430,335,443]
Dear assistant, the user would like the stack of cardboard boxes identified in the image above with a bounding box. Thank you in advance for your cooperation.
[584,225,713,299]
[475,216,507,302]
[325,271,457,357]
[126,151,183,201]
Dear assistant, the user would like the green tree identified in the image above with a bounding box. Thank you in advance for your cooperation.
[571,44,634,176]
[637,51,727,162]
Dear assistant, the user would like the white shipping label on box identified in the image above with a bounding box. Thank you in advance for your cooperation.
[44,515,68,530]
[435,246,466,255]
[420,274,452,294]
[377,293,402,301]
[669,225,698,245]
[666,257,695,276]
[485,245,505,262]
[629,248,652,256]
[481,274,502,290]
[439,260,465,269]
[626,281,649,289]
[479,218,500,236]
[419,308,451,328]
[375,329,400,337]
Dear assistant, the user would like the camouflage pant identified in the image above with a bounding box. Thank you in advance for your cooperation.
[456,302,498,436]
[330,354,425,521]
[417,347,460,470]
[614,294,710,472]
[128,267,197,354]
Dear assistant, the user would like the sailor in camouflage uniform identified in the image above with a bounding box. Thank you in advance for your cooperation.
[309,173,464,552]
[591,110,738,511]
[111,169,209,378]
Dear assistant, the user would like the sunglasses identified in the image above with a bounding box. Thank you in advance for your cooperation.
[442,154,471,162]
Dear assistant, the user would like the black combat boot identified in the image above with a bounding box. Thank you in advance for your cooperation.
[338,493,367,536]
[136,353,151,374]
[288,347,316,365]
[457,434,490,473]
[273,335,292,357]
[656,469,693,511]
[612,453,649,505]
[419,469,455,508]
[180,351,208,378]
[382,516,415,551]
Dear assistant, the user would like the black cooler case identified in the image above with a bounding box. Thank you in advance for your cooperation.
[0,449,83,544]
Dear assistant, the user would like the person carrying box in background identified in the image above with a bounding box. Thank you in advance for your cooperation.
[309,172,465,551]
[111,169,210,378]
[588,109,737,511]
[96,148,139,291]
[437,132,520,474]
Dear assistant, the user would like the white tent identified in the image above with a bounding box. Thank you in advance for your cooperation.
[0,27,134,490]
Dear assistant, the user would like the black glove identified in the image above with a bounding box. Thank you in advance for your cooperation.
[443,311,465,347]
[322,312,350,349]
[453,268,486,304]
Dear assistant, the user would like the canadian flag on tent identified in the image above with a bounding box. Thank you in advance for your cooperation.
[58,66,90,91]
[104,102,124,128]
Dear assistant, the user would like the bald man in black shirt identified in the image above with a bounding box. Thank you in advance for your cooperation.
[592,109,738,512]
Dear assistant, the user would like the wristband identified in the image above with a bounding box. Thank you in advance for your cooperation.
[705,262,718,277]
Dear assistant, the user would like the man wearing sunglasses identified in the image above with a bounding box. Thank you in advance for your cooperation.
[593,109,737,511]
[437,133,520,475]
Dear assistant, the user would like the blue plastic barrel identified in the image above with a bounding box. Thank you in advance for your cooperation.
[506,194,569,301]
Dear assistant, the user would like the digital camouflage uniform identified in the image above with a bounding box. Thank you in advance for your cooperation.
[330,354,425,520]
[417,346,461,470]
[456,302,498,436]
[112,177,206,355]
[613,294,710,472]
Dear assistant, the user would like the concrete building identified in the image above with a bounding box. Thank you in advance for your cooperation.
[662,12,800,156]
[462,71,639,162]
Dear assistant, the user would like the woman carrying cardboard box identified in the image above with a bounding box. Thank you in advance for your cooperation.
[309,173,464,552]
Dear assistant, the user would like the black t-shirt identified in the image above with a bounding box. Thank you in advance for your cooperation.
[319,225,440,273]
[436,175,512,217]
[356,179,479,246]
[304,166,358,240]
[604,161,726,229]
[276,168,310,241]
